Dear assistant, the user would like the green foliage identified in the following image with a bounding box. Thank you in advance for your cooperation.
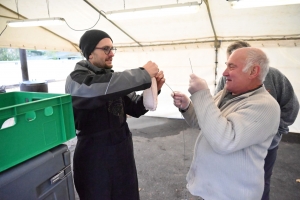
[0,48,20,61]
[44,51,58,59]
[0,48,81,61]
[0,48,48,61]
[28,50,44,56]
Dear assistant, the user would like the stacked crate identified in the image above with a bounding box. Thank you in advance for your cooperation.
[0,92,76,200]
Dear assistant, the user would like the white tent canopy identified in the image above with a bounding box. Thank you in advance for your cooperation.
[0,0,299,132]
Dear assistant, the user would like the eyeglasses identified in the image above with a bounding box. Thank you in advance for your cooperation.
[94,46,117,55]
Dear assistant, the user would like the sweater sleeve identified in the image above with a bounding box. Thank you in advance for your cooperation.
[66,67,151,109]
[269,68,299,134]
[124,92,148,118]
[182,103,200,129]
[190,89,280,154]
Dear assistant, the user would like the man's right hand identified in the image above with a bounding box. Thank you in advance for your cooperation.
[171,91,191,110]
[143,61,159,78]
[188,74,208,95]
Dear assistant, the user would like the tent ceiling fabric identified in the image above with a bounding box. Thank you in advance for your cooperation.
[0,6,77,51]
[0,0,300,51]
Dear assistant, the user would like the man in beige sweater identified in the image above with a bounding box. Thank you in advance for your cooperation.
[172,47,280,200]
[215,41,299,200]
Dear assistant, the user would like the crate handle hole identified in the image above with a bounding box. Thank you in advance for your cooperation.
[32,98,41,101]
[25,111,36,122]
[1,117,16,129]
[44,107,53,116]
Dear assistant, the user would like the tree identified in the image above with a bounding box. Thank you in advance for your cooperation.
[0,48,20,61]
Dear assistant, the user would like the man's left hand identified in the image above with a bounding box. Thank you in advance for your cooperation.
[156,71,165,91]
[188,74,208,94]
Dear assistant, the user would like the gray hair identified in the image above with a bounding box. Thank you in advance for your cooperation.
[227,41,250,56]
[242,48,269,82]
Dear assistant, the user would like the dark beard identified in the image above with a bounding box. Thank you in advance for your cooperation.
[93,62,112,69]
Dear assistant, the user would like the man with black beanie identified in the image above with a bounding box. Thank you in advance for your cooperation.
[65,29,165,200]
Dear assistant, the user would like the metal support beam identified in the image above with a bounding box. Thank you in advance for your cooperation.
[19,49,29,81]
[203,0,220,48]
[214,47,219,88]
[112,36,300,48]
[83,0,142,47]
[203,0,220,90]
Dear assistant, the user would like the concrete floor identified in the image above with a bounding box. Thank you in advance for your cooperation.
[68,116,300,200]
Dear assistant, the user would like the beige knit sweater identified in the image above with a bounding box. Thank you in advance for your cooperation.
[183,86,280,200]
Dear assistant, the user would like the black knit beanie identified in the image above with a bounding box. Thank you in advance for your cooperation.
[79,29,113,59]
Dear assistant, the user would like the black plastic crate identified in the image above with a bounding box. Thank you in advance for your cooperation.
[0,144,75,200]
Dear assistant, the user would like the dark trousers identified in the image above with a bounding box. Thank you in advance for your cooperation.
[261,146,279,200]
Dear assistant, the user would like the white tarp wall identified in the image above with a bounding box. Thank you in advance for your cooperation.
[113,41,300,133]
[1,42,299,133]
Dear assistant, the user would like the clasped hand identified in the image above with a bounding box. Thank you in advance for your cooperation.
[171,92,190,110]
[188,74,208,94]
[155,71,165,91]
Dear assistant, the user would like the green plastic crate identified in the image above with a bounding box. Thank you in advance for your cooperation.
[0,91,76,172]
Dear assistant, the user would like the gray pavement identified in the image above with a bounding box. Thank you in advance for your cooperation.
[68,116,300,200]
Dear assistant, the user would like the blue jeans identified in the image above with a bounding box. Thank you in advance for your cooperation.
[261,146,279,200]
